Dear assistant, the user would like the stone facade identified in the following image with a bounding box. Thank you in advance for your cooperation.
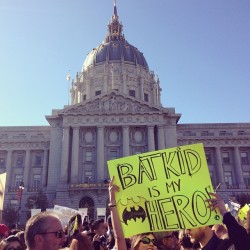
[0,3,250,224]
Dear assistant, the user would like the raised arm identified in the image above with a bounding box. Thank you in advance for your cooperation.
[109,176,127,250]
[206,192,250,250]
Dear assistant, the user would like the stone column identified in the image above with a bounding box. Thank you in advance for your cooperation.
[47,123,63,188]
[104,75,108,92]
[6,150,12,189]
[71,127,80,183]
[139,78,144,100]
[234,147,245,188]
[86,81,91,98]
[42,149,49,187]
[157,125,165,150]
[147,126,155,152]
[60,127,70,183]
[97,126,105,181]
[122,126,130,156]
[23,149,30,187]
[215,147,226,188]
[122,74,127,94]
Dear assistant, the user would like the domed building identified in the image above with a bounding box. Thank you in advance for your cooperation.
[0,2,250,225]
[44,3,180,219]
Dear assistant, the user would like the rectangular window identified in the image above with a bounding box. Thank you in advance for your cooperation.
[209,171,215,185]
[95,90,101,96]
[16,155,24,167]
[201,131,209,136]
[129,90,135,97]
[84,171,93,183]
[219,131,226,136]
[205,153,212,164]
[243,172,250,186]
[15,175,23,188]
[83,94,86,101]
[134,147,144,155]
[144,93,149,102]
[241,152,249,165]
[224,171,233,186]
[109,151,117,160]
[85,151,92,162]
[222,152,230,164]
[33,174,41,189]
[35,155,42,166]
[10,199,19,207]
[0,158,6,168]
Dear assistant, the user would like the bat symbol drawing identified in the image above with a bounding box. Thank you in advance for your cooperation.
[122,206,146,225]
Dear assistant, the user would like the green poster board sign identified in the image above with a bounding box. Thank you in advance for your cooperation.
[108,143,222,238]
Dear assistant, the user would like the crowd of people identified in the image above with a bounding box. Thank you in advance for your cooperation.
[0,178,250,250]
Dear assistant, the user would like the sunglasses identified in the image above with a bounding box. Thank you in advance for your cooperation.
[140,237,157,246]
[39,230,65,238]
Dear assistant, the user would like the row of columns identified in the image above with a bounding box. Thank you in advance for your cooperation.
[60,126,247,187]
[1,138,247,190]
[60,125,171,184]
[215,146,245,188]
[4,149,49,189]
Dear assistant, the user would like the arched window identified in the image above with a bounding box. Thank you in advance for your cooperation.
[79,196,94,220]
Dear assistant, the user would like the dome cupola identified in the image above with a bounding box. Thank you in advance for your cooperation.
[82,2,148,71]
[71,1,161,107]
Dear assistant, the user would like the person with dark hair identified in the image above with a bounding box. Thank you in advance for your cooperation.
[178,230,200,250]
[24,211,66,250]
[185,226,234,250]
[67,213,92,250]
[82,221,90,234]
[106,215,115,250]
[92,219,108,250]
[0,235,24,250]
[154,231,180,250]
[15,231,27,250]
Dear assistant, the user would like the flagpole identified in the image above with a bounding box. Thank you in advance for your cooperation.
[66,70,71,105]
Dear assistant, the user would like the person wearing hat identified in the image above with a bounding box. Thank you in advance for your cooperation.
[0,224,9,242]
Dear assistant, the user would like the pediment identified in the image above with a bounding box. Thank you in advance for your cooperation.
[61,92,168,115]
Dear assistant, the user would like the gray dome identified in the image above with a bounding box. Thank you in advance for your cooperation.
[82,3,148,72]
[83,41,148,71]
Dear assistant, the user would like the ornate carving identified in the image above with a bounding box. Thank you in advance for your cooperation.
[63,93,162,115]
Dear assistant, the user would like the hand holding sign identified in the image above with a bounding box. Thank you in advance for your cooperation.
[206,192,228,216]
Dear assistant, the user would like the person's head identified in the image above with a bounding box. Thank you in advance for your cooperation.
[0,235,24,250]
[154,231,175,250]
[92,219,106,235]
[178,230,194,249]
[186,226,213,248]
[130,233,157,250]
[68,214,82,238]
[15,231,26,250]
[0,224,9,241]
[25,211,66,250]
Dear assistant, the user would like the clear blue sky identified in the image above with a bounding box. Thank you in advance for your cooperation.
[0,0,249,126]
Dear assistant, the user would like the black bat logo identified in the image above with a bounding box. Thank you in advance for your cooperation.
[122,206,146,225]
